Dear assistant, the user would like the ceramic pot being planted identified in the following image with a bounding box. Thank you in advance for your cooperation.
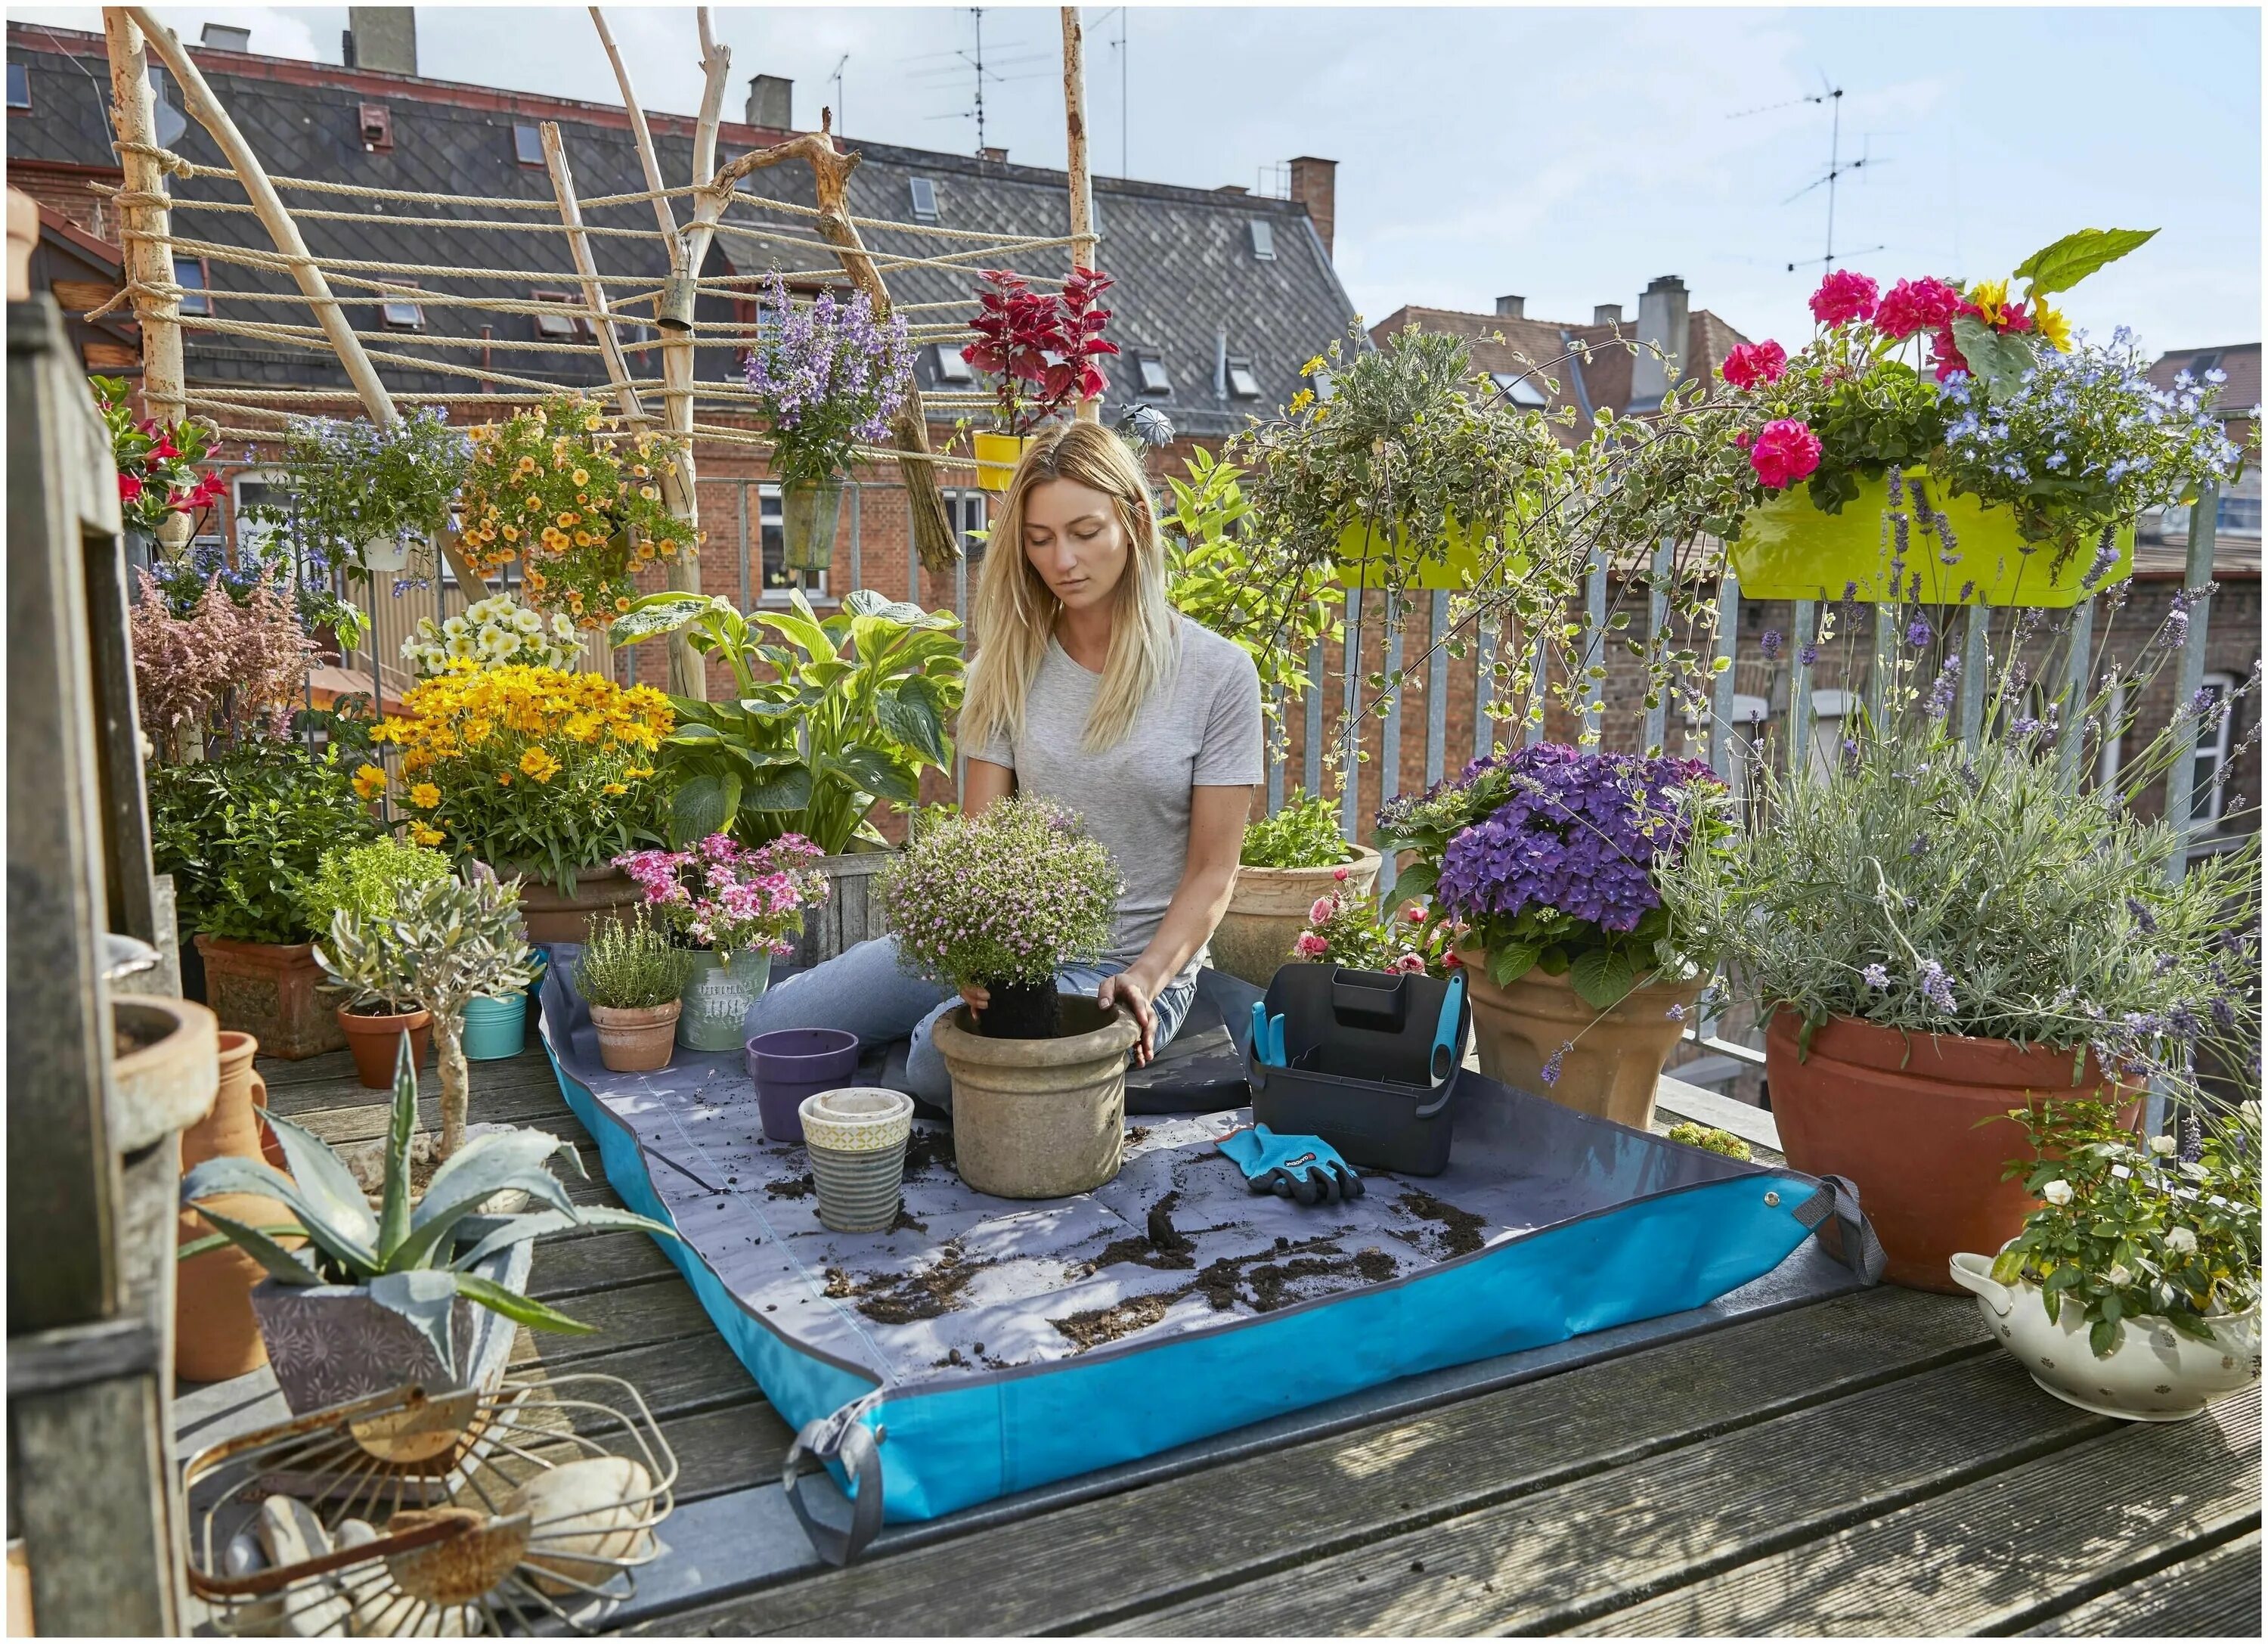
[590,1001,680,1074]
[934,997,1139,1199]
[1767,1011,2139,1293]
[336,1002,433,1089]
[1458,953,1703,1132]
[1213,848,1383,988]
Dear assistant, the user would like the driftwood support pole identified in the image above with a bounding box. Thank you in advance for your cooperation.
[540,123,649,427]
[121,8,488,595]
[100,11,183,423]
[1059,7,1098,424]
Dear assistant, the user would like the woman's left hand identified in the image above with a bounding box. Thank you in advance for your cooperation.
[1098,971,1157,1065]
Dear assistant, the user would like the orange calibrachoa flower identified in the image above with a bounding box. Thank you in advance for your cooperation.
[370,661,673,891]
[455,394,692,629]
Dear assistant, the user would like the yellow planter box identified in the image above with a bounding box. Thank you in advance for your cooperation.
[1733,467,2131,608]
[973,431,1033,492]
[1334,513,1526,591]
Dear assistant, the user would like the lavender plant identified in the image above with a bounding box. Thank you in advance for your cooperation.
[878,797,1121,991]
[741,271,916,488]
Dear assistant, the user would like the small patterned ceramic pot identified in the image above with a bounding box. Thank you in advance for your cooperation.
[798,1087,914,1153]
[801,1088,916,1235]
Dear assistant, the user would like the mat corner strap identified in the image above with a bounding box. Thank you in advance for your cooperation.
[1789,1174,1888,1286]
[782,1404,887,1567]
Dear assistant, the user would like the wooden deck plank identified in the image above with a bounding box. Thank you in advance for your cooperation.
[1569,1390,2260,1636]
[2019,1528,2261,1638]
[525,1227,683,1301]
[509,1276,728,1371]
[1105,1354,2110,1637]
[650,1289,1987,1638]
[262,1054,565,1118]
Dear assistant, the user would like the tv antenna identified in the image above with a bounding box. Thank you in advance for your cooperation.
[906,8,1053,155]
[826,53,848,135]
[1731,79,1887,273]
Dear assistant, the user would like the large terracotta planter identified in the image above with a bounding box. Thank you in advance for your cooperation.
[932,997,1139,1199]
[194,935,346,1060]
[1458,952,1703,1131]
[589,1000,680,1073]
[176,1031,295,1382]
[1766,1011,2139,1293]
[336,1002,433,1090]
[1212,848,1383,987]
[110,996,219,1152]
[790,851,893,970]
[513,865,644,945]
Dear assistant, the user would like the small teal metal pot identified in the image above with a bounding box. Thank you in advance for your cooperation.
[678,948,773,1052]
[461,993,528,1061]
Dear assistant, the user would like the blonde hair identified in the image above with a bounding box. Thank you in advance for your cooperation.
[960,422,1179,754]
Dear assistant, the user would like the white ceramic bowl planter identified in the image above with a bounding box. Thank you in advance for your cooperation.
[932,997,1140,1199]
[801,1087,915,1233]
[1950,1252,2262,1422]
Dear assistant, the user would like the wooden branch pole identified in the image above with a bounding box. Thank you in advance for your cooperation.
[100,11,183,422]
[702,111,959,572]
[122,8,488,595]
[1060,7,1099,424]
[540,123,649,427]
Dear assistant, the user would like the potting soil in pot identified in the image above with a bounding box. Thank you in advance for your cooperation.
[537,952,1883,1547]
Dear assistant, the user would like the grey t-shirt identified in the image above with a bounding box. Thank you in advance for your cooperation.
[965,617,1263,978]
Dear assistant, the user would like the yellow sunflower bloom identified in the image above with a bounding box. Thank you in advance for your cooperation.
[2034,299,2072,352]
[409,822,446,846]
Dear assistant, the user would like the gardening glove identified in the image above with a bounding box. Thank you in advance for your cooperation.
[1216,1124,1365,1207]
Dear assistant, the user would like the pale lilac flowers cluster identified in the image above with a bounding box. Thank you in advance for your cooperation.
[741,271,915,488]
[613,832,829,966]
[878,797,1122,990]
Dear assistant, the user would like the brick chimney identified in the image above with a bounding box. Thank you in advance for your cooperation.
[979,146,1009,163]
[1288,156,1337,259]
[1495,295,1526,319]
[1630,275,1689,408]
[1593,302,1624,327]
[745,74,792,130]
[345,8,417,75]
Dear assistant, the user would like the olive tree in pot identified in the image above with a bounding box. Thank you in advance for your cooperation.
[878,798,1133,1198]
[297,839,454,1088]
[181,1036,674,1413]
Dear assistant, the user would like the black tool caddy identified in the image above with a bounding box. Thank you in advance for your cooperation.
[1244,964,1473,1176]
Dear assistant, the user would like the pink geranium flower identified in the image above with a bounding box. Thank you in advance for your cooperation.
[1749,419,1823,490]
[1873,278,1962,340]
[1719,340,1786,390]
[1808,269,1879,327]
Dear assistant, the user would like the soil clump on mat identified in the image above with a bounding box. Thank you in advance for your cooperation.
[825,1242,990,1324]
[1052,1292,1175,1349]
[1087,1191,1198,1273]
[1393,1187,1488,1257]
[764,1171,816,1200]
[902,1127,956,1178]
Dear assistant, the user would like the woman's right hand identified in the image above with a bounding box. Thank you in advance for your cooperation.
[958,982,991,1013]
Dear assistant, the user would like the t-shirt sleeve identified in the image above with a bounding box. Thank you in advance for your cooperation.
[962,720,1013,769]
[1192,642,1265,786]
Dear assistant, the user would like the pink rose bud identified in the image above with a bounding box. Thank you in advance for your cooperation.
[1294,932,1330,958]
[1310,897,1336,925]
[1331,866,1350,882]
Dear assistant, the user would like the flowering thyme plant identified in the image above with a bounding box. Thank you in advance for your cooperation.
[1291,878,1458,978]
[92,377,223,535]
[1992,1100,2259,1357]
[1377,743,1729,1009]
[613,832,830,966]
[280,408,472,579]
[742,272,915,486]
[878,796,1120,990]
[401,593,582,679]
[962,266,1118,436]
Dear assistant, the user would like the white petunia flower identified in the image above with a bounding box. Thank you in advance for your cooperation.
[2165,1227,2198,1255]
[2041,1179,2074,1206]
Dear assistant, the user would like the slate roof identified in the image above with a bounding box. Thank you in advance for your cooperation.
[6,23,1355,439]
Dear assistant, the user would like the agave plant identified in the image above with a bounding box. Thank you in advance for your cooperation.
[179,1037,675,1366]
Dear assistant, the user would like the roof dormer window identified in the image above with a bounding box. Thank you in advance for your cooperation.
[932,344,974,385]
[1225,358,1262,400]
[359,102,392,151]
[1492,371,1549,408]
[531,290,585,340]
[1249,219,1275,261]
[377,280,423,330]
[909,177,939,222]
[1136,352,1171,395]
[513,123,544,167]
[7,62,30,111]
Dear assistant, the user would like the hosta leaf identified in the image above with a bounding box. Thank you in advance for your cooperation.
[609,592,722,646]
[669,773,742,845]
[739,765,816,814]
[874,686,948,767]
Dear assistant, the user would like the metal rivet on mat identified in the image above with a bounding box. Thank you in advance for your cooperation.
[1762,1190,1780,1207]
[874,1426,887,1444]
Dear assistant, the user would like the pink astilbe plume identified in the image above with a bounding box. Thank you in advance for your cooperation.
[132,569,316,752]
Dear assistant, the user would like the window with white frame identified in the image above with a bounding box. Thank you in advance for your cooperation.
[2189,671,2239,827]
[951,489,987,564]
[1136,352,1171,395]
[1248,219,1275,261]
[908,177,939,222]
[1225,358,1262,400]
[175,257,212,317]
[233,471,293,554]
[531,290,584,340]
[377,281,423,330]
[932,343,974,384]
[754,482,826,602]
[1492,371,1548,408]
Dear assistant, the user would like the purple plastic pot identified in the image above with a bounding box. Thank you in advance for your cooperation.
[746,1027,862,1144]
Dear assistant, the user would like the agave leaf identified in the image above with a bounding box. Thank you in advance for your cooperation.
[375,1033,419,1260]
[178,1222,307,1263]
[183,1155,380,1276]
[453,1272,596,1335]
[259,1112,383,1254]
[387,1170,579,1271]
[448,1205,679,1273]
[550,1138,588,1181]
[370,1269,459,1373]
[413,1127,571,1227]
[186,1205,321,1286]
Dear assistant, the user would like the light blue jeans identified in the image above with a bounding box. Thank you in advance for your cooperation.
[742,935,1198,1107]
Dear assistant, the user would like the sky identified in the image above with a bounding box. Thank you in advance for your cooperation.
[14,3,2260,358]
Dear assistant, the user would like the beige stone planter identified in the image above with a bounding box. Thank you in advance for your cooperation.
[932,997,1140,1199]
[1212,847,1383,986]
[589,1000,681,1073]
[1458,951,1703,1131]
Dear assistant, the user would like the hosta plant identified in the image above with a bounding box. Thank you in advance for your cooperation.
[180,1035,677,1369]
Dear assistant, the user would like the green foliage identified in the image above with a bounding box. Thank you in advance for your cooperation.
[1991,1100,2258,1357]
[1239,790,1356,870]
[1665,1122,1752,1162]
[612,588,965,855]
[879,796,1122,989]
[1799,361,1947,514]
[575,912,696,1010]
[294,839,454,942]
[149,743,383,945]
[2012,228,2158,298]
[317,873,534,1019]
[278,410,472,581]
[179,1034,676,1364]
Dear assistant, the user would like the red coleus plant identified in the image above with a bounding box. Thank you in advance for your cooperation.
[961,266,1119,436]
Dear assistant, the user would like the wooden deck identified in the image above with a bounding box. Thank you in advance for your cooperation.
[194,1039,2262,1638]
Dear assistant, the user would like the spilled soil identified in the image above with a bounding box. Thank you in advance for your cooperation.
[764,1171,816,1200]
[1086,1190,1199,1273]
[901,1127,956,1178]
[1393,1188,1488,1258]
[824,1242,990,1325]
[1052,1292,1174,1350]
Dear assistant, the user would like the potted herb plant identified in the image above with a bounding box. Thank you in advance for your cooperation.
[1212,791,1381,986]
[296,839,454,1087]
[575,914,696,1073]
[180,1037,675,1413]
[370,662,674,939]
[92,375,224,566]
[742,271,916,572]
[961,265,1117,488]
[318,873,537,1160]
[1951,1100,2259,1422]
[401,592,582,680]
[612,833,831,1050]
[280,408,472,581]
[1721,230,2245,606]
[611,588,965,962]
[878,798,1132,1199]
[1380,743,1729,1131]
[454,394,696,628]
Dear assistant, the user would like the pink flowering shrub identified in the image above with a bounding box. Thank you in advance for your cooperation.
[1718,340,1786,390]
[613,833,830,966]
[130,569,315,755]
[1292,874,1458,978]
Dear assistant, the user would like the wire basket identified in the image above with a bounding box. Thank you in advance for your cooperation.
[181,1372,677,1636]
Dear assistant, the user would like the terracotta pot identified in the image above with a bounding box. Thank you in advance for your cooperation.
[1766,1011,2139,1293]
[194,935,347,1060]
[336,1003,433,1089]
[176,1031,295,1382]
[1458,952,1703,1131]
[512,866,644,946]
[932,997,1140,1199]
[589,1000,681,1073]
[110,996,219,1152]
[1212,847,1384,987]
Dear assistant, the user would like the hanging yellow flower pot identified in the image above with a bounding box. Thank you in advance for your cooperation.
[1733,467,2132,608]
[973,431,1033,492]
[1334,512,1528,592]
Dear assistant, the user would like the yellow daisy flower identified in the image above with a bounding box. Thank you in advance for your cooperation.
[352,763,388,801]
[407,782,442,809]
